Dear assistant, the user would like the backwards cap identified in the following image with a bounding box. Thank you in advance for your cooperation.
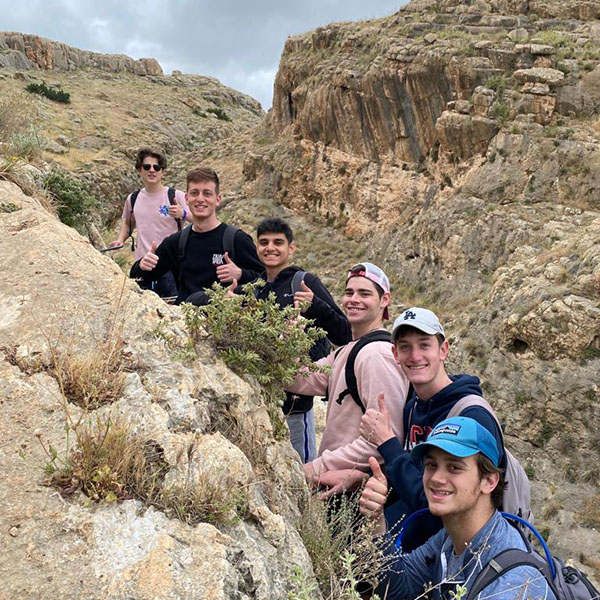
[347,262,390,320]
[411,416,500,467]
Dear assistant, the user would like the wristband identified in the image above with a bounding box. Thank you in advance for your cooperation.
[182,208,187,220]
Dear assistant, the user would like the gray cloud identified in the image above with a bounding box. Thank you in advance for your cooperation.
[1,1,404,109]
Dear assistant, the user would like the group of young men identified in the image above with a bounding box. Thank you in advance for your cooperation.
[112,148,555,600]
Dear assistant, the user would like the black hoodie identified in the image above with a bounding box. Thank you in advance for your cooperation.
[253,266,351,358]
[379,374,505,551]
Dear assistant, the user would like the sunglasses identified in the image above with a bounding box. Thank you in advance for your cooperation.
[142,164,162,172]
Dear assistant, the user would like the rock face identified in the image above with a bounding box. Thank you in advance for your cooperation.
[0,181,313,598]
[239,0,600,576]
[0,32,163,75]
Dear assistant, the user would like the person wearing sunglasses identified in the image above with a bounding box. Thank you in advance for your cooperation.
[109,147,188,297]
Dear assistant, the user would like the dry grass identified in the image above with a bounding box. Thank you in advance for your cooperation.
[576,495,600,529]
[49,333,127,409]
[294,487,389,599]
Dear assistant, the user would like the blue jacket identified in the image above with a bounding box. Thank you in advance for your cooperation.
[380,375,505,550]
[378,511,556,600]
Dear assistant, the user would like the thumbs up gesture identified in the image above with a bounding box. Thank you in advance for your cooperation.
[293,279,314,313]
[216,251,242,283]
[225,278,238,299]
[359,393,394,446]
[140,241,159,271]
[359,456,388,523]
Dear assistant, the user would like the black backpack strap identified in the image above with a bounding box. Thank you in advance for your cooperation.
[222,224,239,261]
[167,187,182,232]
[177,224,192,286]
[466,547,556,600]
[335,330,392,413]
[291,270,307,295]
[128,189,140,248]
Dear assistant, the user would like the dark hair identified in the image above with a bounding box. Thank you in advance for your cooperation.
[135,148,167,170]
[256,217,294,243]
[186,167,220,194]
[393,325,445,346]
[347,264,384,297]
[477,453,506,510]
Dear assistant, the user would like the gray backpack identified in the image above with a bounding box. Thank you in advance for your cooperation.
[448,395,533,523]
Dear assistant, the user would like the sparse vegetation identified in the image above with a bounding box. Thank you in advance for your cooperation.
[206,107,232,121]
[25,81,71,103]
[182,281,329,436]
[43,167,98,235]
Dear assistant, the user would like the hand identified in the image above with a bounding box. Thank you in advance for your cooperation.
[316,469,369,499]
[359,457,388,521]
[140,241,159,271]
[225,279,238,299]
[108,240,123,248]
[359,393,395,446]
[216,252,242,283]
[294,280,314,313]
[303,462,317,486]
[167,204,184,219]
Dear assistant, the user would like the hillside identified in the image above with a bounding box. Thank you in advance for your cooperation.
[1,5,600,595]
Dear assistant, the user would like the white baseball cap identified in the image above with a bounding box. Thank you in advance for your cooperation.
[391,307,445,341]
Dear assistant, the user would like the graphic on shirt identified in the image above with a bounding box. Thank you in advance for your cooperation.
[158,205,170,216]
[212,253,224,265]
[431,423,461,437]
[407,424,434,450]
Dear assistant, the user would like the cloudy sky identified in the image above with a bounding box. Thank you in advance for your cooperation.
[1,1,405,110]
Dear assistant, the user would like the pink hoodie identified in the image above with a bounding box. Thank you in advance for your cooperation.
[287,333,408,475]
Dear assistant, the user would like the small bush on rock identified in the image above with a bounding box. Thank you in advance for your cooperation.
[182,282,328,435]
[43,167,98,234]
[25,81,71,103]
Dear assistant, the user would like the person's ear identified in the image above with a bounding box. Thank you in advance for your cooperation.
[392,344,400,365]
[381,291,391,308]
[439,339,450,361]
[289,241,295,254]
[480,471,499,495]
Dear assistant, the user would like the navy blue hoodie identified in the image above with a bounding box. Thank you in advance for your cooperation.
[379,374,505,551]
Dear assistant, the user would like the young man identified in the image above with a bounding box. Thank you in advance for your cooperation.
[359,307,507,548]
[130,167,263,304]
[110,148,187,298]
[359,417,555,600]
[249,218,351,463]
[286,263,409,494]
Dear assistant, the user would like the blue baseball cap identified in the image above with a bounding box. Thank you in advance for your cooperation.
[411,416,500,467]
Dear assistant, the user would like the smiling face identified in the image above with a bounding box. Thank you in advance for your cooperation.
[422,447,497,519]
[393,328,449,397]
[186,179,221,221]
[138,156,163,187]
[342,276,389,336]
[257,232,294,274]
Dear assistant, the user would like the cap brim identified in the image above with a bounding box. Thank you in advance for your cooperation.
[412,439,479,461]
[392,321,440,340]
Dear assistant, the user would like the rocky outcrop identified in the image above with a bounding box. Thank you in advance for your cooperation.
[0,32,162,75]
[0,180,313,598]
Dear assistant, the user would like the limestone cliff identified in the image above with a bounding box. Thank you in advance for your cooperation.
[0,32,163,75]
[240,0,600,572]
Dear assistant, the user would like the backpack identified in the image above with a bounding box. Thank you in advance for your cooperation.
[128,187,180,248]
[331,330,393,414]
[447,395,533,524]
[467,513,600,600]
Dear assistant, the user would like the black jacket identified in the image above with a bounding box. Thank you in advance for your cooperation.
[252,266,351,359]
[130,223,263,304]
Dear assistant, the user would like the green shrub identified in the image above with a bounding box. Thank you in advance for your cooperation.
[206,107,231,121]
[43,168,98,234]
[182,282,328,434]
[25,81,71,103]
